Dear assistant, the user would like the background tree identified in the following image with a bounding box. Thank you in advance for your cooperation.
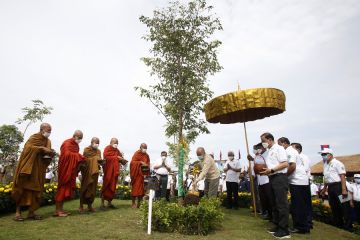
[136,0,222,198]
[16,99,53,136]
[0,125,23,183]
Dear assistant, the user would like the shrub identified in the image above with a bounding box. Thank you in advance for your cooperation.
[140,198,224,235]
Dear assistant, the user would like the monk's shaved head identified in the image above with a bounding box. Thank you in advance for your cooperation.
[110,138,118,144]
[73,130,83,139]
[40,123,51,132]
[196,147,205,156]
[91,137,99,144]
[140,143,147,149]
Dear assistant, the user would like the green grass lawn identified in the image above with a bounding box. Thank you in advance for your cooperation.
[0,198,358,240]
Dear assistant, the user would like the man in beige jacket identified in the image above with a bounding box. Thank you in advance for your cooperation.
[194,147,220,197]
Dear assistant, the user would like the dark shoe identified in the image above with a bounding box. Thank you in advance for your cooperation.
[273,229,291,239]
[290,228,309,234]
[267,227,278,234]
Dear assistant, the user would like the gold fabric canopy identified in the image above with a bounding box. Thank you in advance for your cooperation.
[204,88,286,124]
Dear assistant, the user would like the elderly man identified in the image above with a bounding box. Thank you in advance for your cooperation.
[12,123,54,221]
[320,148,353,231]
[223,151,241,209]
[130,143,150,208]
[79,137,101,213]
[260,133,290,239]
[194,147,220,197]
[100,138,124,209]
[55,130,85,217]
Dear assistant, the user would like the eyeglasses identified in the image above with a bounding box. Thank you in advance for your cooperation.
[321,153,328,156]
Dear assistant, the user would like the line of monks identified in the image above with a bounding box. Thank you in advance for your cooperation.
[11,123,150,221]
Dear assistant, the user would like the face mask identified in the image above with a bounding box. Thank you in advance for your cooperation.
[75,138,82,144]
[43,132,51,138]
[198,155,204,161]
[161,156,166,161]
[253,149,258,154]
[92,144,99,149]
[112,144,118,149]
[355,179,360,184]
[262,142,269,149]
[322,155,329,162]
[142,148,147,154]
[228,156,234,161]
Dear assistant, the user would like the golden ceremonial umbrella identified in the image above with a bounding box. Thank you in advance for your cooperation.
[204,87,286,216]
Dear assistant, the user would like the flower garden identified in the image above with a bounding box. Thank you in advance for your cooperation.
[0,182,131,214]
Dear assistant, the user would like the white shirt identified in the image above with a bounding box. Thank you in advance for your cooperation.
[265,143,288,174]
[288,147,309,185]
[197,179,205,191]
[310,183,318,196]
[323,158,346,183]
[300,153,311,179]
[224,159,241,183]
[349,182,360,201]
[254,153,269,185]
[153,157,172,175]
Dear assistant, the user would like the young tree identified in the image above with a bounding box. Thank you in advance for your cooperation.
[136,0,222,197]
[16,99,53,136]
[0,125,24,182]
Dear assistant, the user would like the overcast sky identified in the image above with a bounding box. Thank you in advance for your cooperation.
[1,0,359,166]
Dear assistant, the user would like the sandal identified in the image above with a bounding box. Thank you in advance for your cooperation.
[87,207,96,212]
[27,215,43,220]
[78,208,86,214]
[53,212,68,217]
[13,215,25,221]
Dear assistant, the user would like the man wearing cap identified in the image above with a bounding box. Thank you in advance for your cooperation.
[319,148,353,231]
[224,151,241,209]
[349,174,360,224]
[259,133,290,239]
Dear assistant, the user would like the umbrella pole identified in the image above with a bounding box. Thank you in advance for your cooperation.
[243,122,257,217]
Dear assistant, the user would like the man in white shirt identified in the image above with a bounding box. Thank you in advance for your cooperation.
[349,174,360,223]
[224,151,241,209]
[260,132,290,238]
[319,148,353,231]
[250,143,273,220]
[279,138,310,234]
[153,151,172,200]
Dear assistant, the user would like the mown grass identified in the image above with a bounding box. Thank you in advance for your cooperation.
[0,198,358,240]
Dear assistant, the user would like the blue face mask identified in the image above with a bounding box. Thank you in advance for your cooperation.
[355,179,360,184]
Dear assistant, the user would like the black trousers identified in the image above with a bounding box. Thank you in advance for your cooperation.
[259,183,273,218]
[354,201,360,223]
[269,173,289,231]
[226,181,239,208]
[328,182,353,230]
[156,174,168,199]
[289,184,311,232]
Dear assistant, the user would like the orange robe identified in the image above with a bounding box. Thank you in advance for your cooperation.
[55,138,84,202]
[12,133,52,211]
[101,145,121,201]
[130,150,150,197]
[80,146,101,204]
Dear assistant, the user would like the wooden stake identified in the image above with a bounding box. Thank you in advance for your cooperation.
[243,122,257,217]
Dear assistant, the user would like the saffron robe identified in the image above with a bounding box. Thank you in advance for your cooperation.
[130,150,150,197]
[80,146,100,204]
[101,145,121,201]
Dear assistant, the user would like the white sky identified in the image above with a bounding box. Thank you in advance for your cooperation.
[1,0,359,166]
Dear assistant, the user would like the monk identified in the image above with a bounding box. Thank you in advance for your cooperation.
[130,143,150,208]
[12,123,55,221]
[55,130,85,217]
[100,138,125,209]
[79,137,101,213]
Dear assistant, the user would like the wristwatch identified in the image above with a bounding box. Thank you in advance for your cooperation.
[270,169,275,174]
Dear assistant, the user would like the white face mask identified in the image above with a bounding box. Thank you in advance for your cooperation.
[92,144,99,149]
[262,142,269,149]
[161,156,166,161]
[228,156,234,161]
[142,148,147,154]
[43,132,51,138]
[112,144,118,149]
[253,149,258,155]
[75,138,82,144]
[198,155,204,161]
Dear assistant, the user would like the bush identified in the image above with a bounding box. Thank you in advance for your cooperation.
[140,198,224,235]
